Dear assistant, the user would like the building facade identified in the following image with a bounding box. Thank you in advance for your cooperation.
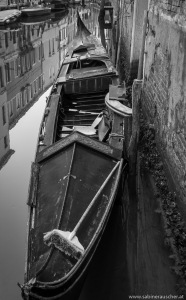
[0,0,30,10]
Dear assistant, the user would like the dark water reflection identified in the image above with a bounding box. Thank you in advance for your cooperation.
[0,2,118,299]
[0,88,51,299]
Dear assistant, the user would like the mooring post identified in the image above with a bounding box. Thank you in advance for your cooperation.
[128,80,142,196]
[127,8,148,196]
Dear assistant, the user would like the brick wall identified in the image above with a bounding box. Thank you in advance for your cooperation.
[143,1,186,202]
[150,0,186,15]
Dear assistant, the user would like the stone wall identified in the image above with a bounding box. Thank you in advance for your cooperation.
[114,0,148,80]
[143,0,186,203]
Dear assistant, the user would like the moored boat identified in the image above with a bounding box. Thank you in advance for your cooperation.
[0,9,21,25]
[19,12,127,300]
[20,14,51,25]
[50,0,68,11]
[21,6,51,17]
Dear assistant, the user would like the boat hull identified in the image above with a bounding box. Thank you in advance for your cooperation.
[25,186,120,300]
[22,132,123,299]
[21,7,51,17]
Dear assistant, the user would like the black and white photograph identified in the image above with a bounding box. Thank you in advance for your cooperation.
[0,0,186,299]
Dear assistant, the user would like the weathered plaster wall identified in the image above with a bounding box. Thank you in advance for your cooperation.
[130,0,149,78]
[120,1,134,80]
[143,0,186,202]
[114,0,148,80]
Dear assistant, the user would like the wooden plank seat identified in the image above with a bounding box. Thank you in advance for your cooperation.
[73,126,96,135]
[59,114,104,138]
[59,126,96,137]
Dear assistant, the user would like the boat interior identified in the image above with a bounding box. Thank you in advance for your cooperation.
[55,83,111,143]
[38,73,117,152]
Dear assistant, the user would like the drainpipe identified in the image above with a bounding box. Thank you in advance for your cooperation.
[137,10,148,80]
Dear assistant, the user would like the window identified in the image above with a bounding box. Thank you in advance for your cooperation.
[52,38,55,54]
[49,40,51,56]
[21,91,24,107]
[14,59,19,77]
[5,63,11,83]
[34,80,37,94]
[24,89,28,104]
[13,31,16,44]
[26,53,30,70]
[32,49,36,64]
[0,66,4,88]
[24,55,26,71]
[16,93,21,109]
[27,86,31,102]
[8,99,14,117]
[38,76,41,90]
[38,45,41,61]
[25,54,28,71]
[5,33,8,48]
[31,83,34,99]
[4,136,8,149]
[42,44,44,60]
[20,56,25,74]
[2,105,6,125]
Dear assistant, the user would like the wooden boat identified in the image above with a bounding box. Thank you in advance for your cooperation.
[20,14,51,25]
[50,0,68,11]
[105,84,132,117]
[19,13,126,300]
[21,6,51,17]
[0,9,21,25]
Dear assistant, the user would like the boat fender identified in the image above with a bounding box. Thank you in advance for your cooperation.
[53,84,57,92]
[39,134,44,141]
[44,107,50,116]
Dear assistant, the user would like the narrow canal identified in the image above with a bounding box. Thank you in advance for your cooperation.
[0,3,128,299]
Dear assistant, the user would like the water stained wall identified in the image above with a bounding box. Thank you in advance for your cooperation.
[143,0,186,204]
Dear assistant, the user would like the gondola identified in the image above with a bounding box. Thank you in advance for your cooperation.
[21,6,51,17]
[19,12,127,300]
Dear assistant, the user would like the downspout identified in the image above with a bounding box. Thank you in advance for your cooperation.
[137,10,148,80]
[130,0,138,67]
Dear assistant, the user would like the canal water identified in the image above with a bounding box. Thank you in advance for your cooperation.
[0,3,127,300]
[0,88,51,300]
